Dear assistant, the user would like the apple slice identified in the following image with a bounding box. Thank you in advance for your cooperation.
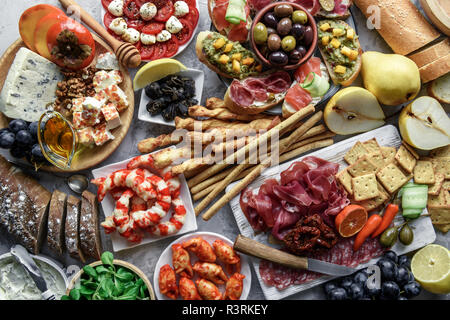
[399,96,450,150]
[324,87,385,135]
[34,13,68,60]
[19,4,64,51]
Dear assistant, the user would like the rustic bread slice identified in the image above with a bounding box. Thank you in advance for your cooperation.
[47,189,68,256]
[79,190,102,261]
[0,155,51,254]
[65,195,85,262]
[427,72,450,104]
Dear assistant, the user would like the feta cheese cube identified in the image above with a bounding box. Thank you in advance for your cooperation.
[93,123,115,146]
[174,1,189,17]
[101,103,122,130]
[93,70,123,92]
[76,127,95,146]
[140,2,157,21]
[166,16,183,34]
[96,52,120,71]
[104,84,129,108]
[71,97,85,112]
[109,18,128,36]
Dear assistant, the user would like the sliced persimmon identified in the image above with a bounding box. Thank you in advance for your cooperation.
[34,13,68,60]
[19,4,65,51]
[335,204,368,238]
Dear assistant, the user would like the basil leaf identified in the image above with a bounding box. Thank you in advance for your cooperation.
[69,288,81,300]
[114,278,124,295]
[115,271,134,282]
[103,278,115,297]
[83,265,98,279]
[123,285,139,298]
[139,285,147,299]
[95,266,109,274]
[60,295,71,300]
[81,280,98,290]
[101,251,114,266]
[80,286,96,296]
[115,294,135,300]
[135,278,144,287]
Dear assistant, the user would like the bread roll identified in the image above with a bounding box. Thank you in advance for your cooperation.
[354,0,440,55]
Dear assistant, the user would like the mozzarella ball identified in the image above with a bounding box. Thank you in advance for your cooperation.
[140,2,157,21]
[141,33,156,45]
[122,28,140,44]
[174,1,189,17]
[108,0,124,16]
[166,16,183,34]
[156,30,172,42]
[109,18,128,35]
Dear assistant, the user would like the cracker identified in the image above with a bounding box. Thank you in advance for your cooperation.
[413,160,435,184]
[337,169,353,195]
[366,152,386,169]
[352,173,379,201]
[363,138,381,154]
[434,223,450,233]
[427,188,448,208]
[344,142,369,165]
[347,155,379,177]
[443,180,450,191]
[395,145,417,173]
[356,182,389,212]
[430,145,450,158]
[429,207,450,224]
[381,146,396,165]
[376,162,409,194]
[401,141,420,159]
[431,157,450,179]
[428,173,445,195]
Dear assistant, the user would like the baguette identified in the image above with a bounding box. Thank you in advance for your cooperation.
[408,38,450,68]
[418,53,450,83]
[317,20,362,86]
[47,189,68,256]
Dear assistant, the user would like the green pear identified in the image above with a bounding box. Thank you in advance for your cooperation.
[361,51,421,106]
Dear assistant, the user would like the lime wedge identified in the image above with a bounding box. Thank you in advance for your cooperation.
[133,58,187,90]
[411,244,450,294]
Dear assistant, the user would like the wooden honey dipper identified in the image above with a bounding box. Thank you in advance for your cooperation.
[58,0,141,68]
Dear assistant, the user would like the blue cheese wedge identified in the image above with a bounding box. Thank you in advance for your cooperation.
[0,47,63,122]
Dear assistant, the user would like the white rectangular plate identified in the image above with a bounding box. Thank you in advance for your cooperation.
[226,125,436,300]
[138,68,204,127]
[92,154,198,252]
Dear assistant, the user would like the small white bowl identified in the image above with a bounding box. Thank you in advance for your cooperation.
[138,68,204,127]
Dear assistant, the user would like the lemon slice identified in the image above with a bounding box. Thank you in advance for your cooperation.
[411,244,450,294]
[133,59,187,90]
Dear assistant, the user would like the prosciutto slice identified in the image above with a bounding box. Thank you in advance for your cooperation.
[212,0,250,42]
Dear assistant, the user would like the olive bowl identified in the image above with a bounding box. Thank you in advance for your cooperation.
[250,1,318,71]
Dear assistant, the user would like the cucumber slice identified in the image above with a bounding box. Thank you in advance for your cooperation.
[402,208,423,219]
[402,185,428,209]
[398,182,416,198]
[301,72,330,97]
[226,0,247,24]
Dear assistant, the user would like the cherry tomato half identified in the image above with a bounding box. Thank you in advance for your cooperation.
[124,0,141,19]
[142,22,164,35]
[140,44,155,61]
[151,41,167,60]
[164,36,179,57]
[154,1,174,22]
[175,18,193,45]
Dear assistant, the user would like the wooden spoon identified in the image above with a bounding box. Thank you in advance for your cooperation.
[58,0,141,68]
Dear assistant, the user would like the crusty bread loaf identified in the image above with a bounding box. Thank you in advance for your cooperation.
[418,53,450,83]
[408,38,450,68]
[79,190,102,261]
[47,189,68,256]
[428,72,450,103]
[65,195,85,262]
[0,155,51,254]
[354,0,440,55]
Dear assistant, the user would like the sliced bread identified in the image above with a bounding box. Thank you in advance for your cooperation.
[427,72,450,103]
[418,53,450,83]
[65,195,85,262]
[79,190,102,261]
[47,189,68,256]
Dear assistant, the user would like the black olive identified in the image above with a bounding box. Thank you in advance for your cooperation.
[291,23,305,40]
[263,12,278,29]
[303,26,314,46]
[288,49,302,64]
[296,45,307,58]
[268,51,288,66]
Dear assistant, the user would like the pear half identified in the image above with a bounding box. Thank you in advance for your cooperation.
[399,96,450,150]
[324,87,385,135]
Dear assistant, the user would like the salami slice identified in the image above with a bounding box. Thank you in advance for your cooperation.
[243,78,269,102]
[260,260,294,290]
[229,80,254,107]
[263,71,292,93]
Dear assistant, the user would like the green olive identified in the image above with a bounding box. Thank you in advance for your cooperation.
[281,35,296,52]
[399,224,414,245]
[380,227,398,248]
[253,22,268,45]
[292,10,308,24]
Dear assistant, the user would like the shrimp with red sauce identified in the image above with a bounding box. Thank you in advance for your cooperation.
[195,278,222,300]
[159,264,178,300]
[224,273,246,300]
[172,244,194,278]
[193,262,228,285]
[182,237,217,262]
[179,277,202,300]
[212,239,241,274]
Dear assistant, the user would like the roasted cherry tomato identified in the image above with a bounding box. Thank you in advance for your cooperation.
[140,44,155,60]
[46,18,95,70]
[101,0,113,10]
[142,22,164,35]
[164,36,179,57]
[124,0,141,19]
[127,19,145,31]
[175,18,193,45]
[152,41,167,60]
[103,11,116,30]
[185,6,199,25]
[154,1,174,22]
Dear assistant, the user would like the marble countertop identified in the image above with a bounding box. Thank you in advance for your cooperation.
[0,0,448,300]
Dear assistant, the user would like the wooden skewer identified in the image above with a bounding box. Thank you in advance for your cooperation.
[201,111,323,221]
[58,0,141,68]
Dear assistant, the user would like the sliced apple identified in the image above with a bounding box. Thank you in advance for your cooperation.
[324,87,385,135]
[399,96,450,150]
[34,13,68,60]
[19,4,64,51]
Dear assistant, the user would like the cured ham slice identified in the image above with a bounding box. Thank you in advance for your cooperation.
[229,81,254,107]
[294,57,322,83]
[333,0,351,15]
[286,0,320,15]
[212,0,229,32]
[212,0,250,42]
[284,84,312,111]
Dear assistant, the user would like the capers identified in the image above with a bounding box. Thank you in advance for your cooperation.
[281,35,296,52]
[253,22,268,45]
[292,10,308,24]
[274,4,293,17]
[399,224,414,245]
[380,227,398,248]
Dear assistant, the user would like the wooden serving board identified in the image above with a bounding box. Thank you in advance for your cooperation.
[0,34,134,173]
[227,125,436,300]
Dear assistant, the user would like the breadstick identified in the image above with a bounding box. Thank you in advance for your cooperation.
[189,105,273,122]
[184,165,210,179]
[200,111,322,220]
[174,117,280,132]
[189,166,233,190]
[187,105,315,187]
[286,131,335,152]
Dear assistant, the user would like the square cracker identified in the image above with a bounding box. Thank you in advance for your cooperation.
[428,188,449,208]
[337,169,353,195]
[356,182,389,212]
[428,173,445,195]
[352,173,379,201]
[363,138,381,154]
[347,155,379,177]
[434,223,450,233]
[401,141,420,159]
[443,180,450,191]
[395,145,417,173]
[367,152,386,169]
[429,207,450,225]
[432,157,450,179]
[381,146,396,165]
[430,145,450,158]
[414,160,435,184]
[376,162,409,194]
[344,142,369,165]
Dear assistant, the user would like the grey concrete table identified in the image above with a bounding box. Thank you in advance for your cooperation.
[0,0,448,300]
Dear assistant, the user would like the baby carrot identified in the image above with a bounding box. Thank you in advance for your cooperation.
[353,214,382,251]
[371,204,399,238]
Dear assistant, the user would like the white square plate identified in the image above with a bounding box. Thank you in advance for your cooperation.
[138,68,204,127]
[91,153,198,252]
